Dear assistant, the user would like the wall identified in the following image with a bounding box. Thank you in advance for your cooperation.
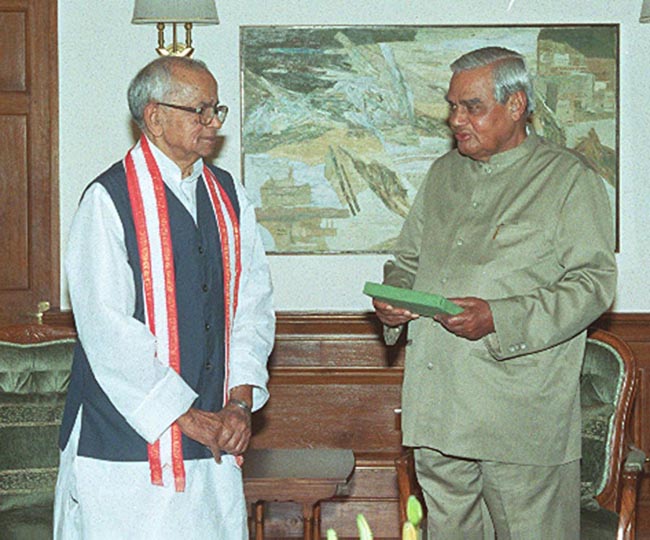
[59,0,650,312]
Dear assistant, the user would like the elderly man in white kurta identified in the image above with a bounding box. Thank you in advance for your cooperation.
[54,56,275,539]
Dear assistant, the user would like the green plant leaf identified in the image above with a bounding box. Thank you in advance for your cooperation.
[402,521,418,540]
[326,528,339,540]
[357,513,374,540]
[407,495,423,527]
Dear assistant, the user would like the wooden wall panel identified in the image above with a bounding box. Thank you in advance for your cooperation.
[0,11,26,91]
[250,375,402,452]
[319,461,402,537]
[0,115,28,289]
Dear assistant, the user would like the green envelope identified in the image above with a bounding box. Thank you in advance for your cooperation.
[363,281,463,317]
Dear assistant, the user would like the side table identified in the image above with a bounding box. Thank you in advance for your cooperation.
[243,448,355,540]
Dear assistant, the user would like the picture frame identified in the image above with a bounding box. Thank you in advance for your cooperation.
[240,24,619,254]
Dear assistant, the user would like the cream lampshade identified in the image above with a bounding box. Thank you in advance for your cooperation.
[132,0,219,57]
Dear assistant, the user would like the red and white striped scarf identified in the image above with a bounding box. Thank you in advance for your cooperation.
[124,135,241,491]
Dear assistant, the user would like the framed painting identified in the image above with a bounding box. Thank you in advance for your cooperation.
[240,24,619,254]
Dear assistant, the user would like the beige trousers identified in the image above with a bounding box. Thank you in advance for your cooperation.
[414,447,580,540]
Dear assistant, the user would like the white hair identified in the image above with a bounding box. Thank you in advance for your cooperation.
[127,56,211,129]
[450,46,535,116]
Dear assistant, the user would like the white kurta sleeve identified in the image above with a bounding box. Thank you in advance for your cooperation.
[226,179,275,412]
[65,183,198,443]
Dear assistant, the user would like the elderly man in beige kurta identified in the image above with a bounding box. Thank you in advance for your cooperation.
[374,47,616,540]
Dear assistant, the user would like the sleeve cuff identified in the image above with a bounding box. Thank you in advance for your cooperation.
[228,350,270,412]
[484,332,502,358]
[487,298,530,360]
[128,369,198,443]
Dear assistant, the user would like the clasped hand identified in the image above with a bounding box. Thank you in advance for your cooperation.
[176,403,252,463]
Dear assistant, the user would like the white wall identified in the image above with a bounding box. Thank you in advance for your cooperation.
[59,0,650,312]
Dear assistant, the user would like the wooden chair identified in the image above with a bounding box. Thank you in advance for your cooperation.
[243,448,355,540]
[580,329,644,539]
[395,329,645,539]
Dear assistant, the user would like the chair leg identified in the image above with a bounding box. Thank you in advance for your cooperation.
[254,501,264,540]
[302,502,315,540]
[313,503,321,539]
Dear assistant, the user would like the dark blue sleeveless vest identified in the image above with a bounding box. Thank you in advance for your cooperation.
[59,161,240,462]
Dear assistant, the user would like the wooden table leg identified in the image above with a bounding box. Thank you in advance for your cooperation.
[254,501,264,540]
[313,503,321,539]
[302,502,315,540]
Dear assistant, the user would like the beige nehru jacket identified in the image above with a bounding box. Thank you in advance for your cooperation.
[384,132,617,466]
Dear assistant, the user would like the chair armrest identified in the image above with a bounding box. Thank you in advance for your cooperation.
[617,446,646,540]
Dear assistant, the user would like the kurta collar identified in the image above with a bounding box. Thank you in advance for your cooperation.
[465,127,539,173]
[143,135,203,188]
[142,136,203,221]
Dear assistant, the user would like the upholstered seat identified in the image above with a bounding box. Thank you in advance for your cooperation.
[0,325,76,540]
[396,329,645,539]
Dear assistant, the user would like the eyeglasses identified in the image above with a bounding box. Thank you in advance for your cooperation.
[157,102,229,126]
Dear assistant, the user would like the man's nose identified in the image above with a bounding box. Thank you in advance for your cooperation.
[449,107,466,127]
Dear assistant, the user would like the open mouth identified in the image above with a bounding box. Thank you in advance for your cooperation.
[454,132,472,142]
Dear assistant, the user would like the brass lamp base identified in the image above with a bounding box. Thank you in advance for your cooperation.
[156,22,195,57]
[156,45,194,57]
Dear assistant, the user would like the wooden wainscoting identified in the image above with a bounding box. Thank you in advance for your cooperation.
[44,310,650,538]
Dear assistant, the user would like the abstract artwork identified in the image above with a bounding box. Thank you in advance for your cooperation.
[240,25,618,253]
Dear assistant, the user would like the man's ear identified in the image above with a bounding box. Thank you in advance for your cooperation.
[143,102,164,137]
[506,90,528,121]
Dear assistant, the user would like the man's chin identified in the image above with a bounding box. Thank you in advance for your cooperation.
[198,140,220,158]
[457,144,477,160]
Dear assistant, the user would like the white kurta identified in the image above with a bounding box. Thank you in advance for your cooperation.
[54,139,275,539]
